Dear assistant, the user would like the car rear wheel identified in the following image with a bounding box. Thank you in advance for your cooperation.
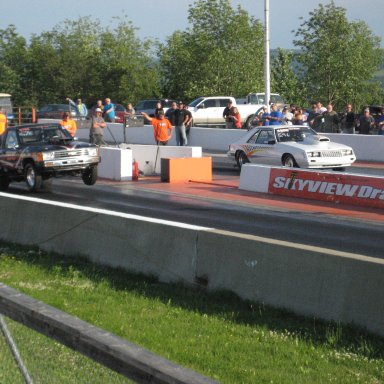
[0,175,10,191]
[282,154,298,168]
[25,163,42,191]
[236,151,250,169]
[82,166,98,185]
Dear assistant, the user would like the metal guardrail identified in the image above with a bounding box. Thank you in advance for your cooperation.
[0,283,218,384]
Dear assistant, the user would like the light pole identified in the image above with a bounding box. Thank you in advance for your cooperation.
[264,0,271,113]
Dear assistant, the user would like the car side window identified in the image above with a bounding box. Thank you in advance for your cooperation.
[5,131,18,149]
[256,130,273,144]
[204,99,217,108]
[219,99,232,107]
[247,130,260,144]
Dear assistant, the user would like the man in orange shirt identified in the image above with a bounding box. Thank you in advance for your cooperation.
[141,110,173,145]
[59,112,77,137]
[0,108,7,135]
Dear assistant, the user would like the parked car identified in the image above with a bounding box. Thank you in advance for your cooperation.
[0,123,100,191]
[37,104,77,120]
[114,103,126,123]
[227,125,356,170]
[134,99,177,117]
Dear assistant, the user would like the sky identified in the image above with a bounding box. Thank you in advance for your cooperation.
[1,0,383,49]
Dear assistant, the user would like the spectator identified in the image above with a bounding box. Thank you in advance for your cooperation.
[340,104,356,134]
[292,107,305,125]
[261,107,271,126]
[67,97,88,119]
[0,107,7,135]
[376,107,384,135]
[165,101,177,120]
[59,112,77,137]
[172,101,188,145]
[103,98,115,122]
[183,104,193,139]
[141,110,173,145]
[323,104,340,133]
[91,100,104,115]
[223,101,234,129]
[90,108,107,145]
[316,101,327,114]
[229,106,242,129]
[282,106,293,125]
[155,101,165,118]
[356,108,375,135]
[125,103,135,117]
[307,104,321,130]
[269,104,283,125]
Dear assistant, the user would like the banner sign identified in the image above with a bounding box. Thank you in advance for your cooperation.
[268,168,384,209]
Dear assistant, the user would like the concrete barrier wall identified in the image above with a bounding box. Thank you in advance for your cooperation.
[1,193,383,337]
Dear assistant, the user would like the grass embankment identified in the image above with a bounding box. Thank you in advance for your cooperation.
[0,243,383,383]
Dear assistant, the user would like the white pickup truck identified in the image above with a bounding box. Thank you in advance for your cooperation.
[187,96,262,128]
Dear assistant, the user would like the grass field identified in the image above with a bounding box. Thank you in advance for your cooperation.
[0,242,383,383]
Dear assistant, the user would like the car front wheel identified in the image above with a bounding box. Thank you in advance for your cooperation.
[82,166,98,185]
[236,151,250,169]
[282,154,298,168]
[25,163,43,191]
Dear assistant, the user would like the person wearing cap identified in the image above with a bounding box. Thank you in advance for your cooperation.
[171,101,188,145]
[356,108,375,135]
[282,106,293,125]
[90,108,107,145]
[269,103,284,126]
[59,111,77,137]
[141,110,173,145]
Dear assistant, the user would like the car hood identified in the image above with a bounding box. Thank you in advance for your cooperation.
[25,141,95,152]
[278,135,353,151]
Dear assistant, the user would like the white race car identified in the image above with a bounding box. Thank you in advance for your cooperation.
[227,125,356,170]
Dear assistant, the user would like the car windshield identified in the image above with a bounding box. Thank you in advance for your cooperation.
[18,125,72,145]
[275,127,316,143]
[188,97,204,107]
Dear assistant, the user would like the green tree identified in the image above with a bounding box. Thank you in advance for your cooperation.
[26,16,160,107]
[271,48,306,106]
[0,25,31,105]
[293,1,382,110]
[158,0,264,101]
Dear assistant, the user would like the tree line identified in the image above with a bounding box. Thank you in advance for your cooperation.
[0,0,382,112]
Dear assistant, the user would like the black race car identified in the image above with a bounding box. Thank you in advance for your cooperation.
[0,123,100,191]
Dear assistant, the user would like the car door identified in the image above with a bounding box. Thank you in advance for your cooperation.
[192,99,212,125]
[246,128,279,165]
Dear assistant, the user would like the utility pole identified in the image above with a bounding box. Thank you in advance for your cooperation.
[264,0,271,113]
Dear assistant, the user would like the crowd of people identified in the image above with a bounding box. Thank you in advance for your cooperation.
[251,102,384,135]
[44,96,384,147]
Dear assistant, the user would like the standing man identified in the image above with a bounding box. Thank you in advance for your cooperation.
[0,108,7,135]
[59,112,77,137]
[323,104,340,133]
[165,101,177,120]
[357,108,375,135]
[341,104,356,134]
[90,108,107,145]
[67,97,88,119]
[183,104,193,141]
[223,100,233,129]
[103,98,116,123]
[141,110,173,145]
[269,104,283,125]
[171,101,188,146]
